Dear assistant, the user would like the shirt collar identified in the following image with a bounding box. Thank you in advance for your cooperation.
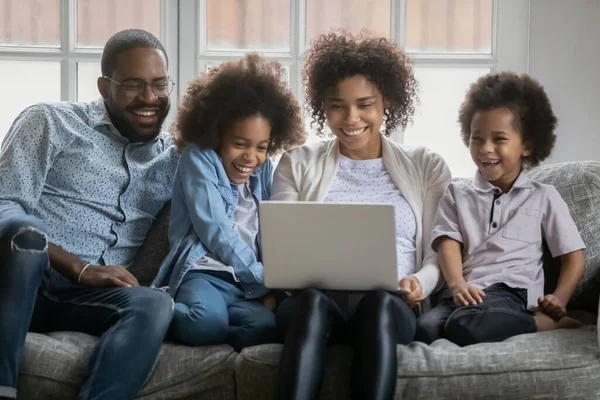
[88,98,114,129]
[473,169,533,193]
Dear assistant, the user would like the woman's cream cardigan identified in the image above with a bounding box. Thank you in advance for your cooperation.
[272,136,452,299]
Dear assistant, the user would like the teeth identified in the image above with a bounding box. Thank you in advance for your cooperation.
[132,110,157,117]
[234,164,253,173]
[481,160,500,167]
[342,127,366,136]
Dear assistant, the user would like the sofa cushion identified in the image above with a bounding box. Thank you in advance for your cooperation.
[529,161,600,311]
[130,202,171,286]
[19,331,237,400]
[235,327,600,399]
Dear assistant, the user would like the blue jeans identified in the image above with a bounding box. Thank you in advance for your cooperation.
[169,271,276,351]
[0,216,174,400]
[415,283,537,346]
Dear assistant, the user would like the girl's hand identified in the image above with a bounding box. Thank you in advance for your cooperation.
[450,283,485,306]
[261,292,277,310]
[399,276,424,308]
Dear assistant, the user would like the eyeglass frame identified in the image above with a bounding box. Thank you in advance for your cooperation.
[102,75,175,98]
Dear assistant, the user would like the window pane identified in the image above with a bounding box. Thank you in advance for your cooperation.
[76,0,161,48]
[206,0,290,52]
[0,0,60,46]
[405,0,492,54]
[204,62,290,86]
[0,61,61,145]
[306,0,391,45]
[77,62,102,102]
[403,67,490,178]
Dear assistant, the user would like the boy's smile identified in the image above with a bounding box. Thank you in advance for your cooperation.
[469,108,532,193]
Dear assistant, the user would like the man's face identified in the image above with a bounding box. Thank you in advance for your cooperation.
[99,47,170,142]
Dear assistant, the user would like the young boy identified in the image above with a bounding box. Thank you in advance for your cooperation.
[415,72,585,346]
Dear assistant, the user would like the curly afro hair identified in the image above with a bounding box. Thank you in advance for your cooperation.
[173,53,305,155]
[302,31,418,137]
[458,72,557,167]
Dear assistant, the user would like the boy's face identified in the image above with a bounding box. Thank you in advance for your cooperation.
[469,108,532,193]
[219,115,271,184]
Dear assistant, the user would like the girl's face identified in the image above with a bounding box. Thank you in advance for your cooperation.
[219,115,271,184]
[324,74,385,160]
[469,107,532,193]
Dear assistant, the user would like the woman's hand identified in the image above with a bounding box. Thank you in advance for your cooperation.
[399,276,424,308]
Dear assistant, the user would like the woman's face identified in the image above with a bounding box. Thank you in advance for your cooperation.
[324,74,385,160]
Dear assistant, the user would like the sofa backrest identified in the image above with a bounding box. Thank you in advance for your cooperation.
[529,161,600,311]
[130,202,171,286]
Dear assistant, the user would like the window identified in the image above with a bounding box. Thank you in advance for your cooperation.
[179,0,529,177]
[1,0,529,177]
[0,0,168,144]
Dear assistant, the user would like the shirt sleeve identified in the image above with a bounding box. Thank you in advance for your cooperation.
[412,150,452,297]
[177,147,267,295]
[542,185,586,257]
[430,184,464,252]
[0,104,62,228]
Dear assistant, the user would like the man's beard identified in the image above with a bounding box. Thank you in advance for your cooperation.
[105,100,170,143]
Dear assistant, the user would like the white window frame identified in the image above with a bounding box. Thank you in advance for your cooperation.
[0,0,178,121]
[177,0,531,142]
[0,0,530,138]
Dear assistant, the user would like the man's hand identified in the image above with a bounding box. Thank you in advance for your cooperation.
[537,294,566,321]
[78,264,140,288]
[450,283,485,306]
[399,276,424,308]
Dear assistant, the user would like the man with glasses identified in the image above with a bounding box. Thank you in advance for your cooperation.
[0,29,179,400]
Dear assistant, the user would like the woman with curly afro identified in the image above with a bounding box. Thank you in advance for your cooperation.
[416,72,585,347]
[272,32,451,399]
[152,53,305,351]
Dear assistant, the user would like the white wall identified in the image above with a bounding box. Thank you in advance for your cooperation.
[528,0,600,163]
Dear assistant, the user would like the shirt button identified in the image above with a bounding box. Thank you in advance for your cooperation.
[491,222,498,228]
[494,189,501,194]
[495,200,501,205]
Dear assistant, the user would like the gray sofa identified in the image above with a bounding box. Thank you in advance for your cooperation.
[19,161,600,399]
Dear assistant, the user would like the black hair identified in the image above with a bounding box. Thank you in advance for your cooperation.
[101,29,168,77]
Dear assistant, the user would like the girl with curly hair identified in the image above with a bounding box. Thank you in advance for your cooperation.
[272,31,451,399]
[415,72,585,346]
[152,53,305,351]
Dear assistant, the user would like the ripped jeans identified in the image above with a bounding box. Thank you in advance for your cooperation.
[0,216,174,400]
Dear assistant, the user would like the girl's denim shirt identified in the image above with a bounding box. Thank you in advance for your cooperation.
[152,144,272,299]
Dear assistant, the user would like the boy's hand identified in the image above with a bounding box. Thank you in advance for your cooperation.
[450,283,485,306]
[399,276,424,308]
[261,292,277,310]
[537,294,566,321]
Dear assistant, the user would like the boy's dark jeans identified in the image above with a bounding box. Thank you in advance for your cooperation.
[416,283,537,346]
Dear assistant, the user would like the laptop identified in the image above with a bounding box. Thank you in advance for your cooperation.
[259,201,409,293]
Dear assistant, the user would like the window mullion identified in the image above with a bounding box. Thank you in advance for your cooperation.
[179,0,199,92]
[61,0,74,101]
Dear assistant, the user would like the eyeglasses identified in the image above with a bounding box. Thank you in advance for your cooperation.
[103,76,175,98]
